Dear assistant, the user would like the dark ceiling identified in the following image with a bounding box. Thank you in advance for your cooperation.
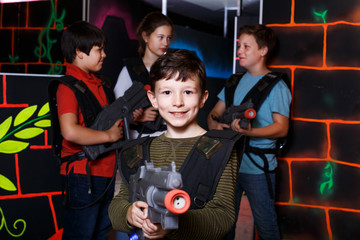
[143,0,260,37]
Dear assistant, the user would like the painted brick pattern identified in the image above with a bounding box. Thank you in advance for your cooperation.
[264,0,360,239]
[0,0,82,74]
[0,0,82,239]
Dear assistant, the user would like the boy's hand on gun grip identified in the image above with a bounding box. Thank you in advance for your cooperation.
[106,119,124,142]
[132,108,144,123]
[142,219,170,239]
[231,118,251,135]
[137,106,158,122]
[209,116,230,130]
[127,201,149,229]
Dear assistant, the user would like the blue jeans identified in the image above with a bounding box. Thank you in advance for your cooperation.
[116,231,129,240]
[225,173,280,240]
[62,171,115,240]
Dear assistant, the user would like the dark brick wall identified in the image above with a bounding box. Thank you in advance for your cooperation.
[0,0,82,75]
[265,1,360,239]
[0,0,82,239]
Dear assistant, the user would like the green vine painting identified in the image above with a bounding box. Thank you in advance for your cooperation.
[34,0,66,75]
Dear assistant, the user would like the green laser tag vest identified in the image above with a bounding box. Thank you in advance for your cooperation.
[48,75,115,163]
[118,130,244,210]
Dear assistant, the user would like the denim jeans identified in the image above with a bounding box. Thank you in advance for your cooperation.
[116,231,130,240]
[62,171,115,240]
[225,173,280,240]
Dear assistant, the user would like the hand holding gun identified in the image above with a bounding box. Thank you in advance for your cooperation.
[212,99,256,129]
[82,81,152,160]
[129,161,191,240]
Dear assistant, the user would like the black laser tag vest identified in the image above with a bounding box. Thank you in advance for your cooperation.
[123,57,150,86]
[48,75,115,163]
[224,72,289,152]
[118,130,244,210]
[123,57,166,135]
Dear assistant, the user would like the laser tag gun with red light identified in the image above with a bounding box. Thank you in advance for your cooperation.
[82,81,159,160]
[129,161,191,240]
[212,99,257,129]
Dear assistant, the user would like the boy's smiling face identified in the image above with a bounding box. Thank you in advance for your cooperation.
[76,44,106,73]
[147,73,208,137]
[237,33,267,71]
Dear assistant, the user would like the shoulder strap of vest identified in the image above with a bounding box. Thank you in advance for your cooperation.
[48,75,114,163]
[180,130,243,209]
[49,75,103,127]
[124,57,150,86]
[241,72,288,111]
[95,74,115,104]
[224,72,245,108]
[117,136,154,187]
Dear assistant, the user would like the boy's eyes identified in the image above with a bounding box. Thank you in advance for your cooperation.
[238,44,250,48]
[161,90,193,95]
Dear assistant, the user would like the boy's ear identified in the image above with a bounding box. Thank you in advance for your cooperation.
[199,90,209,109]
[76,49,84,59]
[147,90,158,109]
[260,46,268,57]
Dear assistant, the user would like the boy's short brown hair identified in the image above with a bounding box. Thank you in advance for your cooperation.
[238,24,277,62]
[61,21,106,63]
[149,49,206,93]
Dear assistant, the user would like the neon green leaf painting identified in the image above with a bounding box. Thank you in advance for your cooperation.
[14,106,37,127]
[34,120,51,128]
[14,128,44,139]
[0,103,51,193]
[0,103,51,154]
[0,174,17,192]
[0,117,12,139]
[0,140,29,154]
[0,207,26,237]
[38,102,50,116]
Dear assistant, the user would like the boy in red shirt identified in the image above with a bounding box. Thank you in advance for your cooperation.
[49,21,123,239]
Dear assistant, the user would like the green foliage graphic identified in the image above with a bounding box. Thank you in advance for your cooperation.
[0,207,26,237]
[34,0,66,75]
[313,10,328,23]
[8,54,19,64]
[320,162,334,196]
[0,103,51,192]
[0,174,16,192]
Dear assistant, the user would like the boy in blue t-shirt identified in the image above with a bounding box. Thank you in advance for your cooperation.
[208,24,291,239]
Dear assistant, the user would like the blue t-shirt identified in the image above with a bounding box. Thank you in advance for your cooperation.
[218,72,292,174]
